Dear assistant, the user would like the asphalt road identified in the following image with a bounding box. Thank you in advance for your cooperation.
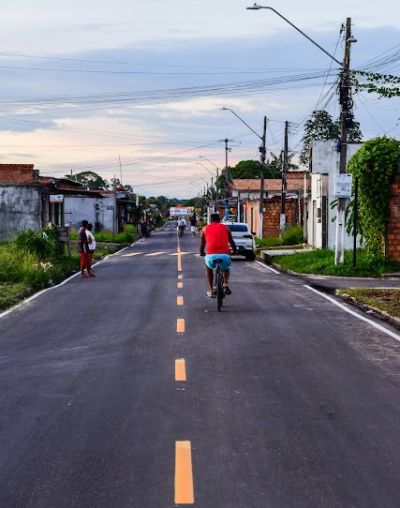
[1,225,400,507]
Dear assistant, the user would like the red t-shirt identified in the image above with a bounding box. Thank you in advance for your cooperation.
[204,223,230,254]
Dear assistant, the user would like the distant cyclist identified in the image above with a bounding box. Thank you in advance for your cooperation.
[177,217,187,237]
[200,213,237,298]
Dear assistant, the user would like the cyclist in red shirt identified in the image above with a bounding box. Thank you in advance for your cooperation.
[200,213,237,297]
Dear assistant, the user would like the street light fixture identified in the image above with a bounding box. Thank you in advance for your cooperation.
[247,4,356,263]
[221,106,267,238]
[246,4,341,66]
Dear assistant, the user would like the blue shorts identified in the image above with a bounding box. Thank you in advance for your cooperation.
[205,254,231,271]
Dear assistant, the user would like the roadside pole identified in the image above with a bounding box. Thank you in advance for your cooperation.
[221,138,233,221]
[258,116,267,238]
[335,18,353,264]
[280,120,289,233]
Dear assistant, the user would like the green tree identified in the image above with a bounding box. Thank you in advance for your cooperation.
[68,171,109,190]
[300,110,362,166]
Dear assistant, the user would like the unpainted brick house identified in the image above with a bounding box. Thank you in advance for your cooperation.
[229,172,306,237]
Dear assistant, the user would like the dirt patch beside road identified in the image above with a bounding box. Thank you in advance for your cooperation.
[337,288,400,329]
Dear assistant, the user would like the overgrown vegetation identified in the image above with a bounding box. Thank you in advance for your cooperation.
[0,227,119,311]
[273,249,400,277]
[347,136,400,256]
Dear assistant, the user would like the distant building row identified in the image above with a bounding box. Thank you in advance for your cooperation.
[0,164,134,241]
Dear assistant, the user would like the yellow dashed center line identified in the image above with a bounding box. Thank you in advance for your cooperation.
[178,282,184,289]
[177,296,184,306]
[176,318,185,333]
[175,359,187,381]
[175,441,194,504]
[178,274,183,280]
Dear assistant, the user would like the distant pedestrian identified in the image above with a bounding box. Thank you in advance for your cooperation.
[86,223,96,277]
[78,220,91,277]
[140,219,148,239]
[190,216,197,236]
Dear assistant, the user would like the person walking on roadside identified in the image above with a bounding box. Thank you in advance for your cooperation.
[190,216,197,236]
[140,219,148,239]
[86,223,96,277]
[78,220,91,278]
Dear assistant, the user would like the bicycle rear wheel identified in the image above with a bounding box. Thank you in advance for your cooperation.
[216,270,224,312]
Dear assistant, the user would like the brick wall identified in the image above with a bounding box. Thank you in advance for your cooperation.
[262,196,302,237]
[387,178,400,261]
[0,164,35,184]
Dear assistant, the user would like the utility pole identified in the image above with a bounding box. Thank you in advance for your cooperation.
[258,117,267,238]
[118,155,123,185]
[220,138,233,221]
[280,120,289,233]
[335,18,353,264]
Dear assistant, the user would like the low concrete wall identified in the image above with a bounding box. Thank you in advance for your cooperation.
[0,185,42,241]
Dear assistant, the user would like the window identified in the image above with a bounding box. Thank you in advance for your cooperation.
[227,224,248,232]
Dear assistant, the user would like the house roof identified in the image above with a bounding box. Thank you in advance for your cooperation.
[231,177,304,192]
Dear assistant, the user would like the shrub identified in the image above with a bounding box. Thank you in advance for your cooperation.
[12,226,63,260]
[281,226,304,245]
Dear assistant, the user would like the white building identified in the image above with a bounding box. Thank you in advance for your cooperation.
[306,140,362,249]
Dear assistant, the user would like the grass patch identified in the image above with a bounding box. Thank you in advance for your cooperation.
[0,282,32,311]
[256,237,283,248]
[273,249,400,277]
[256,226,304,249]
[337,288,400,319]
[0,231,121,312]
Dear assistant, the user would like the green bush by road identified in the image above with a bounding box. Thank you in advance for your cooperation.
[0,228,119,311]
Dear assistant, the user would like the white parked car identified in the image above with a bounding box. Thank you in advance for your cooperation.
[223,222,256,261]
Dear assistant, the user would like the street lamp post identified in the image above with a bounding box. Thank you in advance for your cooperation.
[247,4,355,263]
[221,107,267,238]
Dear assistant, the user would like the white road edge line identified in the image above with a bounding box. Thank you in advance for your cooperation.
[0,240,142,320]
[255,260,280,274]
[304,284,400,343]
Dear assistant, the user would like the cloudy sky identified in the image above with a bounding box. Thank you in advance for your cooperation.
[1,0,399,197]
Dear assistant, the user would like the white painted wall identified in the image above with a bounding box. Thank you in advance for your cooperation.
[64,195,116,231]
[309,140,362,249]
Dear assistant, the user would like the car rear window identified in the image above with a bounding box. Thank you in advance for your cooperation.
[227,225,249,232]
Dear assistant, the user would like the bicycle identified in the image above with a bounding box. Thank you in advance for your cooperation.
[214,259,225,312]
